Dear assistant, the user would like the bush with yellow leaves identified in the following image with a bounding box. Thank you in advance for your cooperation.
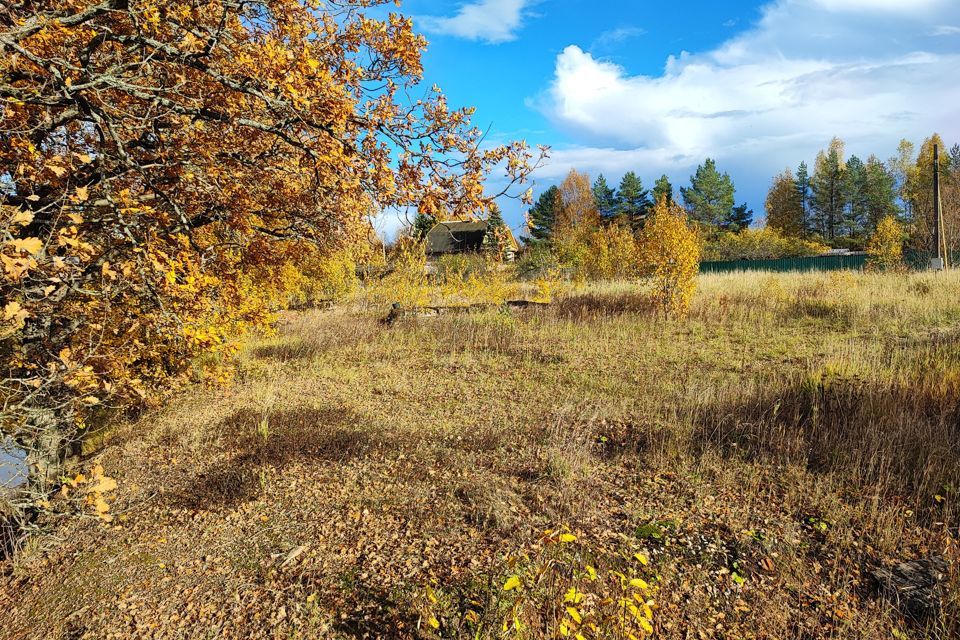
[552,233,592,283]
[581,224,641,282]
[292,245,363,306]
[866,216,906,272]
[550,224,640,283]
[637,199,702,318]
[433,254,521,306]
[363,238,432,309]
[702,227,829,262]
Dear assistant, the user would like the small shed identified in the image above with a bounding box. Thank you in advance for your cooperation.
[425,220,518,260]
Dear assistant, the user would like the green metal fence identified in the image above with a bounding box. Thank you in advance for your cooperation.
[903,248,960,270]
[699,253,869,274]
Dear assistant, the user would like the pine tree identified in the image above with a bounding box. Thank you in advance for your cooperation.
[592,174,617,218]
[766,169,804,236]
[728,203,753,232]
[864,155,899,232]
[842,154,869,237]
[811,138,846,240]
[680,158,735,227]
[487,203,507,229]
[526,186,561,246]
[413,212,437,239]
[950,144,960,174]
[616,171,652,229]
[653,174,674,206]
[795,161,811,232]
[484,202,510,259]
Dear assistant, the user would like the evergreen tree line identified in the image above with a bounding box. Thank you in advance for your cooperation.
[527,160,754,245]
[765,134,960,252]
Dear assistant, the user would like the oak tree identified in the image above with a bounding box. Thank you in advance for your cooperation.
[0,0,539,507]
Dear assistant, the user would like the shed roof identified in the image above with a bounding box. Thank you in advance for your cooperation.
[425,220,488,255]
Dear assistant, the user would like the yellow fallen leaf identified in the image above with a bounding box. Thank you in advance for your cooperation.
[11,237,43,255]
[93,496,109,514]
[564,587,584,603]
[89,476,117,494]
[503,575,522,591]
[3,301,25,320]
[46,163,67,177]
[12,210,34,225]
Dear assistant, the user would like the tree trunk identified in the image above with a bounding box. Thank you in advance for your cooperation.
[18,408,72,498]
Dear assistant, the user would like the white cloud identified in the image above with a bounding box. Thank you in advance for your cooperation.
[419,0,532,44]
[592,26,646,50]
[537,0,960,209]
[932,25,960,35]
[813,0,945,12]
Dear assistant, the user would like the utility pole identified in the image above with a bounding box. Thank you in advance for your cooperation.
[932,144,945,270]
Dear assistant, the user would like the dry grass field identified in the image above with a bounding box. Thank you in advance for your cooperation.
[1,270,959,639]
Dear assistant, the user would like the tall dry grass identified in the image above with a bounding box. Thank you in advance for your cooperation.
[346,269,960,526]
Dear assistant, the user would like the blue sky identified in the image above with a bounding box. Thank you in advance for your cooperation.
[377,0,960,238]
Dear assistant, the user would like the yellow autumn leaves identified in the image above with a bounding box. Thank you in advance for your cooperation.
[554,197,702,318]
[867,216,907,272]
[57,464,119,522]
[416,526,655,637]
[503,575,523,591]
[499,527,656,639]
[638,199,702,318]
[8,237,43,255]
[1,205,44,284]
